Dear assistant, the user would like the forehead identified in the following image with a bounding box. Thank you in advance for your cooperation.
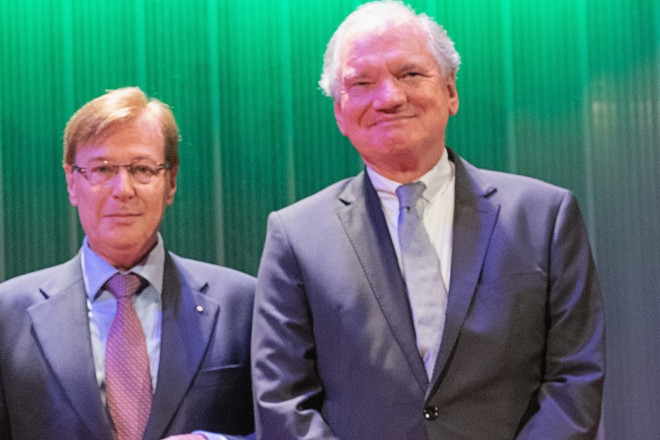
[339,19,433,71]
[76,114,165,161]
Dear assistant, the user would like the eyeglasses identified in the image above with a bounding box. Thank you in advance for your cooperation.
[71,160,171,185]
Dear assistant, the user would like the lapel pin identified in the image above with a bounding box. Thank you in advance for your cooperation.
[196,305,204,313]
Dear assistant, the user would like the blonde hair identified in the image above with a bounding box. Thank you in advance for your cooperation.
[63,87,179,166]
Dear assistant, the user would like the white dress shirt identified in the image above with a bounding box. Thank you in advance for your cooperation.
[366,148,455,291]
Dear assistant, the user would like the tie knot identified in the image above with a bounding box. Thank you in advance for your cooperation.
[104,273,144,299]
[396,182,426,210]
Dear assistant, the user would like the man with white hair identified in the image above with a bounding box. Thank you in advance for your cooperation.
[251,1,605,439]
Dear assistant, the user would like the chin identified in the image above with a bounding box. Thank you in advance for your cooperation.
[104,229,148,246]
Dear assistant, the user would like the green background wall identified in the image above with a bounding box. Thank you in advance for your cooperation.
[1,0,658,437]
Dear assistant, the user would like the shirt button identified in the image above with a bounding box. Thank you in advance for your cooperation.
[423,406,439,420]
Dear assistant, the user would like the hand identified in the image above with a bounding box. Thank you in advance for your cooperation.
[161,435,207,440]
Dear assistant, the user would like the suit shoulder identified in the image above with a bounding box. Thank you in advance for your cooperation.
[275,177,354,217]
[483,168,567,192]
[169,253,256,291]
[0,261,83,330]
[0,261,75,299]
[465,161,573,205]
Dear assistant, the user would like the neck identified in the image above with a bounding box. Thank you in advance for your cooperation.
[365,148,444,184]
[92,240,157,271]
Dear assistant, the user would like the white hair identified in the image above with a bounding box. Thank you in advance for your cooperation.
[319,0,461,100]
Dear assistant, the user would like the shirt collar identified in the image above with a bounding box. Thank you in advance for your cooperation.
[367,148,454,203]
[81,233,166,301]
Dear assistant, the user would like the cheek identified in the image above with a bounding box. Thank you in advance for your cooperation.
[415,96,449,124]
[341,96,372,123]
[75,191,103,220]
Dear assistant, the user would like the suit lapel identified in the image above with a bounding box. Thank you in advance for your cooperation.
[427,150,499,393]
[337,172,429,390]
[144,252,220,440]
[28,255,112,440]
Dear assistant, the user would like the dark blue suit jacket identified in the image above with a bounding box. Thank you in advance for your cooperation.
[0,251,255,440]
[252,149,605,439]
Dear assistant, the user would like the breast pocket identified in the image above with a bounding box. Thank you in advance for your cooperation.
[465,270,548,350]
[192,363,247,389]
[474,270,547,307]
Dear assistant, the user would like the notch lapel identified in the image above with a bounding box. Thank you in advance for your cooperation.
[28,256,112,440]
[144,253,221,440]
[427,151,499,395]
[336,172,429,390]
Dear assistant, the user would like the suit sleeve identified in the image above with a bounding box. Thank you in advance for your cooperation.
[251,212,339,440]
[0,308,11,439]
[194,430,255,440]
[195,432,255,440]
[516,192,605,439]
[222,434,255,440]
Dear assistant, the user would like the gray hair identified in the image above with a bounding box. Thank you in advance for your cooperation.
[318,0,461,100]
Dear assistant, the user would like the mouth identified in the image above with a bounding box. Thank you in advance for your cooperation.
[371,116,414,127]
[105,212,141,219]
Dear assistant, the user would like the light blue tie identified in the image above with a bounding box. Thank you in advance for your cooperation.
[396,182,448,379]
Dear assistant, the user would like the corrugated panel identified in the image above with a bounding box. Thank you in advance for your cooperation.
[0,1,659,436]
[586,1,660,437]
[1,0,78,276]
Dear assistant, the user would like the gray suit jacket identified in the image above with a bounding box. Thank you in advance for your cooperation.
[0,251,255,440]
[251,149,605,439]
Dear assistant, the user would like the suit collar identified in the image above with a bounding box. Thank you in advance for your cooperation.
[144,252,221,440]
[81,234,167,300]
[337,148,501,394]
[427,148,499,392]
[366,148,454,203]
[28,254,113,440]
[337,172,430,390]
[27,251,222,440]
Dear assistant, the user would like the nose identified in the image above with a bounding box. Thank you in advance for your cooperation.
[109,167,136,199]
[373,78,405,111]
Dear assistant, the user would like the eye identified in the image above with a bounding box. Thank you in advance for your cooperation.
[401,71,421,79]
[131,164,157,176]
[345,76,373,89]
[92,164,115,175]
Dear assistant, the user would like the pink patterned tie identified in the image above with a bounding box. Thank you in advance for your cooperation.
[105,273,152,440]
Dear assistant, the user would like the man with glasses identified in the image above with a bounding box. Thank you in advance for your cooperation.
[0,87,254,440]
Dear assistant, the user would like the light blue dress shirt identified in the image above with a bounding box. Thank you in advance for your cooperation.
[81,234,226,440]
[82,234,165,399]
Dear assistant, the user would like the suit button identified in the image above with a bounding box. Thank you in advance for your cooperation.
[423,406,439,420]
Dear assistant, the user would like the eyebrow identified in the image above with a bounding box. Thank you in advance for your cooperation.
[84,156,155,164]
[399,61,433,72]
[343,72,371,82]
